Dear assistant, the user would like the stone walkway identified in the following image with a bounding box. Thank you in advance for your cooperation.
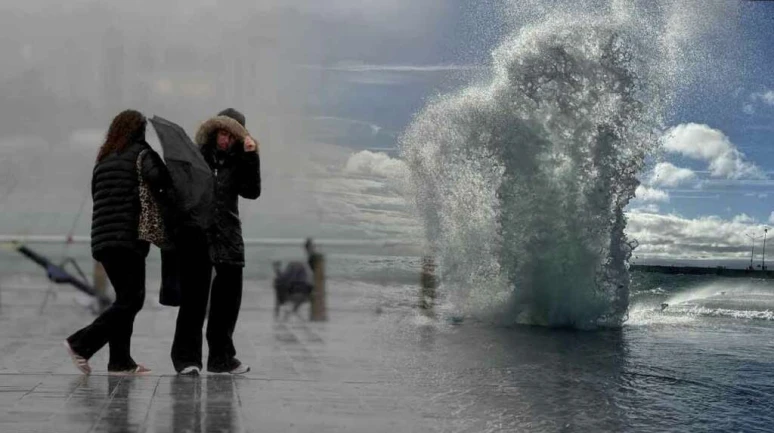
[0,276,494,433]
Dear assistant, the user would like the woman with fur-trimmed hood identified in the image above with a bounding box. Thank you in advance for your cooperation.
[171,108,260,375]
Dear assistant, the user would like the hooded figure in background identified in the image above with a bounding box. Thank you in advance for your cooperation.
[171,108,261,375]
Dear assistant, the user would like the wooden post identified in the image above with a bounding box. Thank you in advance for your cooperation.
[420,256,437,315]
[310,252,327,321]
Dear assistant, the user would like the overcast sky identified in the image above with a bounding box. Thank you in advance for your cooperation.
[1,0,773,263]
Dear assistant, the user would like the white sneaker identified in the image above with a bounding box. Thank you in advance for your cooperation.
[207,358,250,375]
[179,366,201,376]
[229,363,250,375]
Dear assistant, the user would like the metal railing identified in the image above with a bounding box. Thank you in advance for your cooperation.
[1,234,429,320]
[0,234,418,248]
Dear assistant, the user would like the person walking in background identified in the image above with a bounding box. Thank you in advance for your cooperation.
[171,108,261,376]
[65,109,175,375]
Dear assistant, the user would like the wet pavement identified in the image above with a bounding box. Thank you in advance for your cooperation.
[0,276,488,433]
[4,265,774,432]
[13,272,768,433]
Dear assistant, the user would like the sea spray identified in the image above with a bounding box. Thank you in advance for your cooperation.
[400,1,736,328]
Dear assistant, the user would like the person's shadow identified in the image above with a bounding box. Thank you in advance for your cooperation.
[170,375,203,433]
[204,376,240,432]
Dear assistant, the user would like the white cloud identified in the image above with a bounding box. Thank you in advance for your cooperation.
[233,141,419,241]
[649,162,696,187]
[769,212,774,225]
[662,123,765,180]
[754,90,774,106]
[634,185,669,202]
[744,192,769,199]
[629,204,661,214]
[343,150,408,179]
[744,89,774,115]
[733,213,756,224]
[626,212,768,260]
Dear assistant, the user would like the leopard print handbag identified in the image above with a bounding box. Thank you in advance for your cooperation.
[136,149,168,247]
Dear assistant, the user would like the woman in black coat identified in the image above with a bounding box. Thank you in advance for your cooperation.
[64,109,174,375]
[171,108,260,375]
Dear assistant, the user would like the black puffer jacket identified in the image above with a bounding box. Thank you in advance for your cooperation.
[200,141,260,266]
[91,140,172,260]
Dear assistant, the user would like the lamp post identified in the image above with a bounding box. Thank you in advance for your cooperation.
[746,233,759,270]
[763,228,769,271]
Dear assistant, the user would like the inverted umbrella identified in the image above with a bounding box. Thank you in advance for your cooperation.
[149,115,214,230]
[9,243,111,308]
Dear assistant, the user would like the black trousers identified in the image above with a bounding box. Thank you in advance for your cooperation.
[170,232,243,372]
[67,249,146,371]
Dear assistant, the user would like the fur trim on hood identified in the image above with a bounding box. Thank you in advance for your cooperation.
[195,115,249,147]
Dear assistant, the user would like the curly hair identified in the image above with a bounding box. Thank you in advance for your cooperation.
[96,110,147,162]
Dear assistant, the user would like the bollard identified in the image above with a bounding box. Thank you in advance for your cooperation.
[419,256,437,314]
[309,252,327,321]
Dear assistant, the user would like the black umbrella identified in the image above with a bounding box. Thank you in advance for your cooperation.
[149,115,214,230]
